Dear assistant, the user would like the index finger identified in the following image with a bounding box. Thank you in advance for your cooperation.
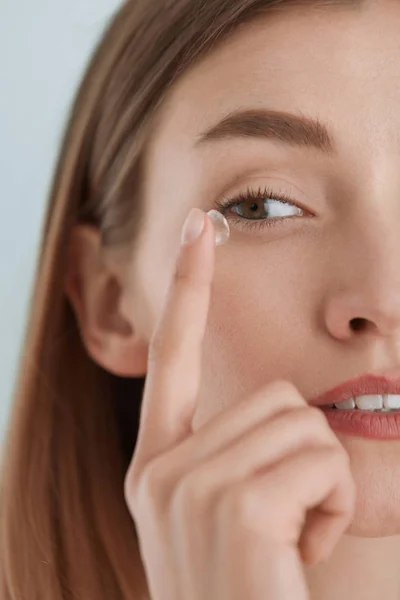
[134,208,216,468]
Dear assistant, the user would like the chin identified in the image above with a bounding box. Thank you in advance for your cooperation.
[337,433,400,537]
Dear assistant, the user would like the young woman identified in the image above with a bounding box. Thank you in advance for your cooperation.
[2,0,400,598]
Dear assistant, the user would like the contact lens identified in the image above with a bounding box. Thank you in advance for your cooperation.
[207,210,230,246]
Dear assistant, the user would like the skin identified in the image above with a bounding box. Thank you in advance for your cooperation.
[66,1,400,598]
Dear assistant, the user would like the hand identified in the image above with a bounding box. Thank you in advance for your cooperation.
[124,208,356,600]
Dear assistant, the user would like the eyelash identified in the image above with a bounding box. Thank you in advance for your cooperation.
[213,185,305,232]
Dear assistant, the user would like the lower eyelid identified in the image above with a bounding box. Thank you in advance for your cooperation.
[227,214,302,230]
[227,205,317,235]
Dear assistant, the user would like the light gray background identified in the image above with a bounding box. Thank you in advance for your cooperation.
[0,0,120,446]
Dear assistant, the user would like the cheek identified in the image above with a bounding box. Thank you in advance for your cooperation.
[191,248,316,430]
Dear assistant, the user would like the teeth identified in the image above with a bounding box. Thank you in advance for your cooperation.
[335,397,355,410]
[383,394,400,409]
[333,395,400,411]
[355,395,383,411]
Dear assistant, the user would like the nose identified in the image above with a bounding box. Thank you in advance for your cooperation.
[323,219,400,344]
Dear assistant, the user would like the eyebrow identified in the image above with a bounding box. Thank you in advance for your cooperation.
[196,109,336,154]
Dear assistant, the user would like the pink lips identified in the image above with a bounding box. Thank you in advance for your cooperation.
[310,374,400,440]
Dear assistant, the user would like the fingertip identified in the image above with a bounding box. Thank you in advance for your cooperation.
[181,208,207,246]
[176,212,215,285]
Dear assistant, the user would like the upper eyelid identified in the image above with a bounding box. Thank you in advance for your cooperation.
[225,183,293,199]
[228,187,294,201]
[219,174,308,201]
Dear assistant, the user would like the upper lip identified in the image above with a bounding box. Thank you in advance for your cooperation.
[310,373,400,406]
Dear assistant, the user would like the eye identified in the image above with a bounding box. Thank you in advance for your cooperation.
[214,185,308,232]
[234,196,303,220]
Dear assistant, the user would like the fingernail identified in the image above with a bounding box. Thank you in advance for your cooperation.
[181,208,206,246]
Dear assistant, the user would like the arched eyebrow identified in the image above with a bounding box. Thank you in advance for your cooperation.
[195,108,336,154]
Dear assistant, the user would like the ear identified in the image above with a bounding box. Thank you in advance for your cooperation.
[64,224,148,377]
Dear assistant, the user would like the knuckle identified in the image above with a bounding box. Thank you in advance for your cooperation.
[266,379,304,403]
[148,338,178,375]
[305,405,331,429]
[273,405,331,443]
[148,330,167,364]
[320,445,352,486]
[222,483,262,533]
[290,405,337,443]
[124,465,140,511]
[126,459,168,514]
[173,469,208,518]
[173,264,192,284]
[143,459,170,495]
[173,261,204,289]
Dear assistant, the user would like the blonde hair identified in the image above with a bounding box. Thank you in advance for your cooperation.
[0,0,357,598]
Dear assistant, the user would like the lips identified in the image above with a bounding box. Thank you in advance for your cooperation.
[309,373,400,440]
[310,374,400,407]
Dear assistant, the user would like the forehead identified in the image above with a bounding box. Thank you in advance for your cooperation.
[154,1,400,150]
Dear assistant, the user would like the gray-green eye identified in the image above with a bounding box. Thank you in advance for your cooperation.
[232,197,304,221]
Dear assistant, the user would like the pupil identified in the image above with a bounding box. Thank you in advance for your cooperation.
[250,203,259,213]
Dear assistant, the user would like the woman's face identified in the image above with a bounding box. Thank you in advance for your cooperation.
[118,0,400,537]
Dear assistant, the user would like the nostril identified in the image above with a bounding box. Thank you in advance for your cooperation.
[350,317,368,332]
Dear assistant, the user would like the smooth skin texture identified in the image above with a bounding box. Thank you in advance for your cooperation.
[66,1,400,598]
[125,211,355,600]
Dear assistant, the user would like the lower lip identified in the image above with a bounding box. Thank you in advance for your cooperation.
[321,408,400,440]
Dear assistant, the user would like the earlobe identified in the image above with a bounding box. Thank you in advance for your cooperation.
[64,223,149,378]
[94,333,149,378]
